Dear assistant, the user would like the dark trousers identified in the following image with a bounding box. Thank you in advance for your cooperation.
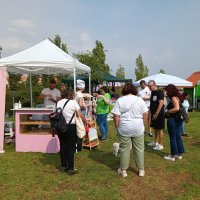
[167,117,185,155]
[58,124,77,170]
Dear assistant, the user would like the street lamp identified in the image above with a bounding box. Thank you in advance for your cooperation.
[0,45,2,58]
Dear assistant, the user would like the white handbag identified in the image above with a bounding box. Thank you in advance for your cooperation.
[75,113,86,139]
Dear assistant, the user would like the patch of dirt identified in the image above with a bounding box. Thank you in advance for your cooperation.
[120,168,200,200]
[188,140,200,147]
[54,182,81,192]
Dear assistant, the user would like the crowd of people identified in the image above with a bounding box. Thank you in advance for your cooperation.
[112,81,189,177]
[38,78,189,177]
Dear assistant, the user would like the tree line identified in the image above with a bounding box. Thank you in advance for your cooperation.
[5,35,166,115]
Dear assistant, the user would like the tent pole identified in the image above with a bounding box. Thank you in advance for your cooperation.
[73,65,76,93]
[29,72,33,107]
[193,87,196,108]
[89,72,91,94]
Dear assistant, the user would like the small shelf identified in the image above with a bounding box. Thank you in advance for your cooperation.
[20,121,50,125]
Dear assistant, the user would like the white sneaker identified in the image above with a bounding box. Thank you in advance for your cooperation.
[164,155,175,161]
[148,142,157,147]
[153,144,164,150]
[117,168,127,177]
[175,155,183,160]
[139,169,145,177]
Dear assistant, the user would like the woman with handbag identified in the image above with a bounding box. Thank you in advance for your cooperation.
[56,88,87,175]
[164,84,185,161]
[112,83,148,177]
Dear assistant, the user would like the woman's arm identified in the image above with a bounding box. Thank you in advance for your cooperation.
[167,96,180,113]
[78,97,85,109]
[97,95,110,104]
[113,114,120,129]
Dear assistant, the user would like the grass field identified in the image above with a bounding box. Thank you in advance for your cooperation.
[0,112,200,200]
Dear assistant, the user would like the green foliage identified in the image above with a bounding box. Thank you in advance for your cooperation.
[1,112,200,199]
[50,35,68,53]
[135,54,149,81]
[74,40,110,83]
[159,68,166,74]
[6,35,71,114]
[116,65,125,79]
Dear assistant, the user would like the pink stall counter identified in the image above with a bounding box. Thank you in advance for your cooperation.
[15,108,60,153]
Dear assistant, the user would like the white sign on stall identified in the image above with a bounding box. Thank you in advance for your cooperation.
[88,128,98,141]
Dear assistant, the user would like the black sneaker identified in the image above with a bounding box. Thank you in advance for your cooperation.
[61,167,67,172]
[67,169,79,175]
[182,133,189,137]
[148,133,153,137]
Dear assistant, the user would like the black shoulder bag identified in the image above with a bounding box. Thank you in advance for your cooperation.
[49,100,75,135]
[174,104,187,122]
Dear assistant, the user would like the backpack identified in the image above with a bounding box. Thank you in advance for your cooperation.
[174,104,187,122]
[49,100,75,134]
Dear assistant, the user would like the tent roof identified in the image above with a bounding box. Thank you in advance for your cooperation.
[103,73,132,82]
[0,39,90,75]
[186,71,200,87]
[62,73,132,83]
[134,73,193,87]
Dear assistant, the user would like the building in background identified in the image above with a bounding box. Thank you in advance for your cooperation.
[185,71,200,109]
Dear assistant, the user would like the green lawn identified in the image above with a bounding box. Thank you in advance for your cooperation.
[0,112,200,200]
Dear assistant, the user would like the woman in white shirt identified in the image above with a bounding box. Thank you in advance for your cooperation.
[76,80,86,116]
[112,83,148,177]
[56,88,87,175]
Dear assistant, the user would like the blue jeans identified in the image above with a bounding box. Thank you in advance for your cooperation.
[96,114,108,139]
[179,121,185,134]
[167,117,185,155]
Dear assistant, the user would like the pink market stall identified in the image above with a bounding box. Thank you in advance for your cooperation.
[0,68,7,153]
[0,39,91,153]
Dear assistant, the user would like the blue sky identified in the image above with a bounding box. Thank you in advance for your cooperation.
[0,0,200,80]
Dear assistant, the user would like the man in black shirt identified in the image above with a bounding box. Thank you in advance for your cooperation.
[148,80,165,150]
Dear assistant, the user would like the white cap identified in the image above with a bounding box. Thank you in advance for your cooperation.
[77,79,85,89]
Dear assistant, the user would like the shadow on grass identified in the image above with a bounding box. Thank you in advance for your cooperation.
[88,149,119,172]
[144,140,166,158]
[88,148,143,174]
[39,153,61,170]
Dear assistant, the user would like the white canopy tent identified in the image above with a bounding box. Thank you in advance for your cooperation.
[0,39,91,106]
[134,73,193,87]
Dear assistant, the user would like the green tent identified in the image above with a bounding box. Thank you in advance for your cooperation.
[103,73,132,83]
[62,73,132,84]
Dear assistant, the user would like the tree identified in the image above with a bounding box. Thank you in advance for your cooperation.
[159,69,165,74]
[51,35,68,53]
[74,40,110,83]
[116,65,125,79]
[135,54,149,81]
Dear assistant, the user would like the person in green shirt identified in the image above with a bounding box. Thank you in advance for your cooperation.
[93,86,111,140]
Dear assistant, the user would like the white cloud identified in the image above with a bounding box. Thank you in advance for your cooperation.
[154,50,175,61]
[8,27,17,33]
[1,36,31,52]
[80,32,93,51]
[11,18,35,29]
[111,47,136,62]
[112,33,120,39]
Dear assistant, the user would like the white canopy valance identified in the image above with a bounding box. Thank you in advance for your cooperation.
[0,39,91,106]
[0,38,91,75]
[134,73,193,87]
